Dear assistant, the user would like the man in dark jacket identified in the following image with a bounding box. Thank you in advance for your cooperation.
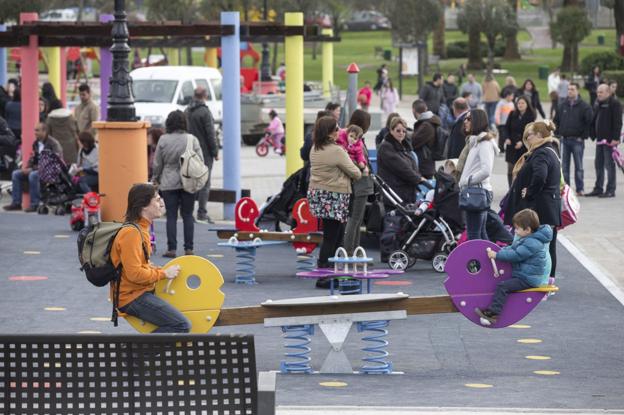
[186,87,219,222]
[0,115,17,173]
[411,99,441,179]
[418,73,444,115]
[442,74,458,109]
[553,82,593,196]
[587,84,623,198]
[446,98,470,159]
[3,123,62,212]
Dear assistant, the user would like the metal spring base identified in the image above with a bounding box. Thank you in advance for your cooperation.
[296,254,316,272]
[235,247,257,284]
[336,278,362,295]
[357,320,392,374]
[280,324,314,374]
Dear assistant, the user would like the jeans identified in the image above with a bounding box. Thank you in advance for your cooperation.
[318,218,344,266]
[464,207,489,241]
[485,102,497,128]
[594,144,617,193]
[489,277,533,315]
[161,189,195,251]
[11,169,40,208]
[121,291,191,333]
[77,173,99,194]
[343,194,368,255]
[196,167,212,218]
[562,137,584,192]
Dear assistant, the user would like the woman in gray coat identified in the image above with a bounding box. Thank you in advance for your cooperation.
[151,110,204,258]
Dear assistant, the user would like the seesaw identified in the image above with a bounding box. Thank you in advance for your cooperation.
[215,197,322,283]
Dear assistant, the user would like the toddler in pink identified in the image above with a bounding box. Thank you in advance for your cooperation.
[337,125,366,170]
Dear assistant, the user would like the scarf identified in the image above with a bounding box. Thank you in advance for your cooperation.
[511,122,559,180]
[455,132,489,180]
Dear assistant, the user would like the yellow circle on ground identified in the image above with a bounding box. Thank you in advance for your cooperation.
[319,381,348,388]
[44,307,66,311]
[509,324,531,329]
[54,235,70,238]
[465,383,493,388]
[526,355,551,360]
[517,338,542,344]
[24,251,41,255]
[90,317,110,322]
[534,370,560,375]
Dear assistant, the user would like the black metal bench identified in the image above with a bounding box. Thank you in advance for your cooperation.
[0,334,275,415]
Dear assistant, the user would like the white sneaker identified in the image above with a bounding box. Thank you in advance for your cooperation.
[479,317,492,326]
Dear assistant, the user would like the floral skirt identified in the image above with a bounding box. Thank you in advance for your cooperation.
[307,188,351,223]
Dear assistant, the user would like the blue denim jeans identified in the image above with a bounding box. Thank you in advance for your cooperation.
[489,277,533,315]
[465,208,488,240]
[485,102,497,128]
[161,189,195,251]
[11,169,40,208]
[562,137,584,192]
[77,173,99,193]
[121,291,191,333]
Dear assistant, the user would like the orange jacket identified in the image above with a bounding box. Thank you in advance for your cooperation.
[110,217,165,308]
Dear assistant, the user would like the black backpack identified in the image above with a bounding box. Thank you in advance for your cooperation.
[432,126,450,161]
[77,222,148,326]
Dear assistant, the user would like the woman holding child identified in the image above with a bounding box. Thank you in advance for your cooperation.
[504,120,561,278]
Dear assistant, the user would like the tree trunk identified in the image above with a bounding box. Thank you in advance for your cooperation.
[467,27,483,69]
[504,32,522,60]
[615,0,624,55]
[433,8,446,58]
[561,43,573,71]
[487,36,495,75]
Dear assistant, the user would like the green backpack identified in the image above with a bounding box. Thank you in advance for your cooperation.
[77,222,148,325]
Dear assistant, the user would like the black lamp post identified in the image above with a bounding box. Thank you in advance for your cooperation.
[107,0,136,121]
[260,0,271,81]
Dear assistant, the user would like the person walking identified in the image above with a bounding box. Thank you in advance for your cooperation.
[504,96,536,186]
[501,76,518,100]
[585,66,603,108]
[460,74,482,110]
[307,116,361,271]
[4,88,21,143]
[446,98,470,159]
[46,99,79,166]
[505,121,561,278]
[586,84,623,198]
[74,83,99,136]
[357,81,373,112]
[111,183,190,333]
[494,89,515,153]
[419,73,445,115]
[380,79,400,118]
[151,110,204,257]
[482,74,501,128]
[411,99,441,179]
[556,74,569,108]
[458,109,499,240]
[547,68,561,119]
[443,73,459,109]
[186,87,218,223]
[553,82,592,196]
[516,79,545,119]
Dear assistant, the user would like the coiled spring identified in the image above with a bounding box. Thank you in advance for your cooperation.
[357,320,392,374]
[296,254,316,272]
[280,324,314,374]
[234,247,257,284]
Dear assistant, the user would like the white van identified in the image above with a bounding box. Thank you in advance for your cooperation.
[130,66,223,128]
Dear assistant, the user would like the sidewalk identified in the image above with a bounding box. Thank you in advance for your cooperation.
[277,407,624,415]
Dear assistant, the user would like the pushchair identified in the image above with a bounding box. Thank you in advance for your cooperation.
[256,165,309,230]
[375,171,463,273]
[37,149,77,215]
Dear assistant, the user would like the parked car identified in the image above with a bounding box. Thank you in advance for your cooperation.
[304,13,332,28]
[130,66,223,129]
[342,10,390,31]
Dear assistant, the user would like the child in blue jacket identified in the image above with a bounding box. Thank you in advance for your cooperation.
[476,208,553,326]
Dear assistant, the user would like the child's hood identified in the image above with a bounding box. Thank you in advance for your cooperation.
[528,225,553,244]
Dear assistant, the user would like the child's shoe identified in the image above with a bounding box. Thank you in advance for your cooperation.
[475,308,498,326]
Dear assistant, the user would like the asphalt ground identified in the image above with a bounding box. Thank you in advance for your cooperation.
[1,211,624,410]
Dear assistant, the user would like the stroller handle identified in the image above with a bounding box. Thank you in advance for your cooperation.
[372,174,404,205]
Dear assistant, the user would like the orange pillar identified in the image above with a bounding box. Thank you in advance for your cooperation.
[19,12,39,208]
[93,121,150,222]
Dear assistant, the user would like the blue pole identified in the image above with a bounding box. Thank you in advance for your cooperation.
[0,24,7,88]
[221,12,241,220]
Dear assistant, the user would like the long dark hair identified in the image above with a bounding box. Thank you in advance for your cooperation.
[125,183,158,223]
[515,95,535,117]
[348,109,371,133]
[466,109,489,136]
[165,110,187,133]
[313,116,338,151]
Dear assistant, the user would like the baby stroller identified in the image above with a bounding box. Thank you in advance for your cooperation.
[375,171,463,273]
[256,165,309,230]
[37,149,76,215]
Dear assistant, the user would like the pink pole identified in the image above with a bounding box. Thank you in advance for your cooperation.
[60,47,67,107]
[19,12,39,207]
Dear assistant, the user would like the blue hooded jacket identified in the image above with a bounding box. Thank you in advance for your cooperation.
[495,225,553,287]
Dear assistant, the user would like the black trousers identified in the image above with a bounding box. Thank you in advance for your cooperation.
[549,226,558,278]
[318,218,344,266]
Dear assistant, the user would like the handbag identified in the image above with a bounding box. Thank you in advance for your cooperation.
[459,177,491,212]
[546,147,580,230]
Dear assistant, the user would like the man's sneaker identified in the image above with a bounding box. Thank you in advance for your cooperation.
[162,250,176,258]
[475,308,498,326]
[196,214,214,224]
[184,249,194,256]
[598,191,615,198]
[585,188,603,197]
[3,203,22,211]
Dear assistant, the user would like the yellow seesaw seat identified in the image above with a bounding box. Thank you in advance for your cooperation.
[518,284,559,293]
[124,256,225,333]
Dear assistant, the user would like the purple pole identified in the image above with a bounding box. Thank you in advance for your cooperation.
[99,14,114,121]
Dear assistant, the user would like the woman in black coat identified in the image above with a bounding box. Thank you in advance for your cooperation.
[377,117,426,208]
[505,120,561,278]
[504,96,536,187]
[516,79,545,119]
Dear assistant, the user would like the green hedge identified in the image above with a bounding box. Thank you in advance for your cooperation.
[603,70,624,97]
[446,39,505,59]
[580,51,624,75]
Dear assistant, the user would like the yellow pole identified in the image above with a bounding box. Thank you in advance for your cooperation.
[322,28,333,98]
[205,48,218,68]
[285,12,304,176]
[45,47,61,99]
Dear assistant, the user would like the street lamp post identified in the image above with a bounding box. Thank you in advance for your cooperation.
[107,0,135,121]
[260,0,271,81]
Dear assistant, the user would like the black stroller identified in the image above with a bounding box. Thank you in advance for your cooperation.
[37,149,76,215]
[256,165,309,230]
[375,171,463,273]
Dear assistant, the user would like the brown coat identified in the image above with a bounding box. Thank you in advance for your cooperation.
[309,142,362,194]
[46,108,79,166]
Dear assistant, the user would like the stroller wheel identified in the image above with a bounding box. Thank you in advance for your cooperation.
[37,205,49,215]
[255,143,269,157]
[55,206,66,216]
[432,252,448,273]
[388,250,412,271]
